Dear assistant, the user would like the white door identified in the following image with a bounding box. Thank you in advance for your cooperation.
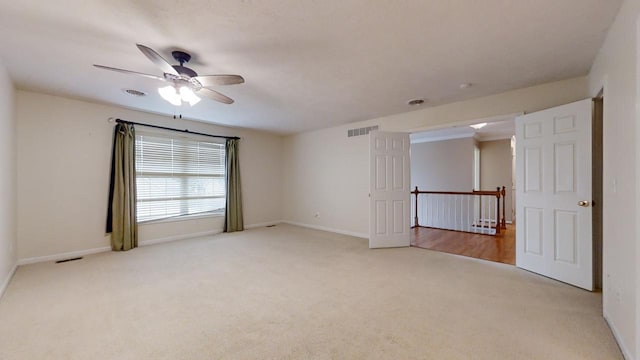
[369,131,411,248]
[515,99,593,290]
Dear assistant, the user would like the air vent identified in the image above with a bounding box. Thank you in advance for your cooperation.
[55,257,83,264]
[122,89,147,97]
[348,125,379,137]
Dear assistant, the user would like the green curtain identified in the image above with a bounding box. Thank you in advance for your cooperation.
[224,139,244,232]
[111,123,138,251]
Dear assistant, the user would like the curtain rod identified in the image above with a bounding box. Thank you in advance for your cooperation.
[114,118,240,140]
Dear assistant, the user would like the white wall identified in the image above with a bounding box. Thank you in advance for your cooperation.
[283,76,589,237]
[0,60,16,297]
[282,125,370,237]
[16,91,283,262]
[411,137,475,192]
[588,0,639,358]
[480,139,513,222]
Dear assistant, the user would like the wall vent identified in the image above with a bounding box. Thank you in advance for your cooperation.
[348,125,378,137]
[122,89,147,97]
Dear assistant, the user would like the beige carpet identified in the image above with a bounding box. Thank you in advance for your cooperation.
[0,224,622,359]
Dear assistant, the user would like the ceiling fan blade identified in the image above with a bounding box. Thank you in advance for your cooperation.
[136,44,179,76]
[199,87,234,104]
[93,64,167,82]
[194,75,245,86]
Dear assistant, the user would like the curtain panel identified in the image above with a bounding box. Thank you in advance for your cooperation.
[107,123,138,251]
[224,138,244,232]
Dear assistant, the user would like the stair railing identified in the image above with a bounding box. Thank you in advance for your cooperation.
[411,186,506,235]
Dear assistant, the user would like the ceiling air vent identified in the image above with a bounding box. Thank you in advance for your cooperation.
[122,89,147,97]
[348,125,379,138]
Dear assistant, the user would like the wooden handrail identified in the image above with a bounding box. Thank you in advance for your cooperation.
[411,186,506,235]
[411,189,501,196]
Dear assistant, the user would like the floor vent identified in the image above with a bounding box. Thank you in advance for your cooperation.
[266,225,277,228]
[348,125,378,137]
[55,257,83,264]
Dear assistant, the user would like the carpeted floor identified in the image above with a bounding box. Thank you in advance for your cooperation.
[0,224,622,359]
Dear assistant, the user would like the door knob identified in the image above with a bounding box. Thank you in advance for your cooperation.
[578,200,590,207]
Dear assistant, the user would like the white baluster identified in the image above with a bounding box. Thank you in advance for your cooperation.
[428,194,431,227]
[490,196,495,234]
[456,195,460,231]
[446,195,450,229]
[468,195,472,233]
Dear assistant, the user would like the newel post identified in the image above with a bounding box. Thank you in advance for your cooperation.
[412,186,419,228]
[501,186,507,229]
[495,187,501,235]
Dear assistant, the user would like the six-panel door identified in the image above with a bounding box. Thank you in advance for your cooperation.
[369,131,411,248]
[515,99,593,290]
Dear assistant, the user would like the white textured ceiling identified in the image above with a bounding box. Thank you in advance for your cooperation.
[0,0,621,134]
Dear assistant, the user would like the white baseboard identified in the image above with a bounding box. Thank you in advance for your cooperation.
[604,311,633,360]
[18,246,111,266]
[281,221,369,239]
[245,221,283,229]
[0,263,18,300]
[16,222,364,266]
[139,230,221,247]
[18,230,224,266]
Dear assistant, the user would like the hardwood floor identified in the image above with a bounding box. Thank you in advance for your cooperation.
[411,225,515,265]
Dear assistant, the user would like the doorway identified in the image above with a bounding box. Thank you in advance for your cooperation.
[411,102,604,289]
[409,116,517,265]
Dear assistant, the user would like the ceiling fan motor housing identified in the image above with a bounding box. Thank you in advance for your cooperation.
[172,65,197,78]
[171,50,198,77]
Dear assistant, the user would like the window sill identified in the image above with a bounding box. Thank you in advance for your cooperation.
[138,212,224,226]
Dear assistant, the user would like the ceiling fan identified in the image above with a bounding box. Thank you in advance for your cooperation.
[94,44,244,106]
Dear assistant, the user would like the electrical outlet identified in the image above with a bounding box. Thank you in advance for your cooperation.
[314,212,320,218]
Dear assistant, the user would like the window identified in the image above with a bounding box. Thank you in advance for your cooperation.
[135,130,225,222]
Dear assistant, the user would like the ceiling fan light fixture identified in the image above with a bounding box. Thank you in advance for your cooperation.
[179,86,201,106]
[158,85,181,106]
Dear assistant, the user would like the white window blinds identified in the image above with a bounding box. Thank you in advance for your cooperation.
[135,130,226,222]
